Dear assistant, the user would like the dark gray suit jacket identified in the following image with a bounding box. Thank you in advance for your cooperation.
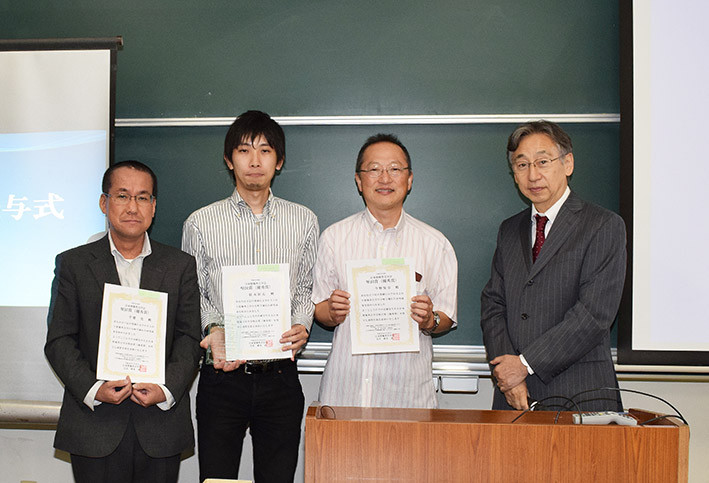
[45,235,201,458]
[481,192,626,411]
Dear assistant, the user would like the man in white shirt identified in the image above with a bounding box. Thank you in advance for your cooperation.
[312,133,458,408]
[481,120,626,412]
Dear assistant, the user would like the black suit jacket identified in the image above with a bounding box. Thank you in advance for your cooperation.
[481,192,626,411]
[45,235,201,458]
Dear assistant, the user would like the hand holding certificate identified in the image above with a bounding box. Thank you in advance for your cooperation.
[96,283,167,384]
[222,264,292,361]
[200,325,245,370]
[347,257,420,354]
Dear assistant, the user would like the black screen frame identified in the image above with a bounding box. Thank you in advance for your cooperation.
[617,1,709,367]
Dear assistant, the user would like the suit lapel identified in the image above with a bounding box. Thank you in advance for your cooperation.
[88,236,121,289]
[139,244,166,292]
[529,191,583,278]
[517,207,533,273]
[87,236,166,292]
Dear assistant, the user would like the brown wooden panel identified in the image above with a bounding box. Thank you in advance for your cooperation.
[305,406,688,482]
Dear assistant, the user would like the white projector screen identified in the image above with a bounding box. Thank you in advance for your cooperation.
[618,1,709,366]
[0,38,119,400]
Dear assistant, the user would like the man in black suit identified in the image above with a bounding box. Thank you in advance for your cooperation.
[45,160,201,483]
[481,121,626,412]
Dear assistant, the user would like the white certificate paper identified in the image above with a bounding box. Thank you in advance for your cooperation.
[347,257,419,355]
[97,283,167,384]
[222,264,291,361]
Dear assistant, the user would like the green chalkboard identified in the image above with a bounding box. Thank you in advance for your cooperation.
[3,1,618,117]
[4,0,621,345]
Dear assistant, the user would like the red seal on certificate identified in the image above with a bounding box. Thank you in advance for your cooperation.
[392,333,400,341]
[265,339,273,347]
[139,365,147,372]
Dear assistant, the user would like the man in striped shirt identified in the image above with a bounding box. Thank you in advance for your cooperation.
[312,133,458,408]
[181,111,319,482]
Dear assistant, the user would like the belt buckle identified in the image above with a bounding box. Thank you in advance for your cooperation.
[244,361,267,374]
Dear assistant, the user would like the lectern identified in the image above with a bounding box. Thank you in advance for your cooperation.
[304,405,688,482]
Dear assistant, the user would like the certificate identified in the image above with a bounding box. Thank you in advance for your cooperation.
[222,264,291,361]
[347,257,419,354]
[96,283,167,384]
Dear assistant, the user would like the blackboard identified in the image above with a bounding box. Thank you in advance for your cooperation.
[3,1,618,117]
[4,1,621,346]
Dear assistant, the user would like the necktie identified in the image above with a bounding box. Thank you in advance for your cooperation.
[532,215,548,263]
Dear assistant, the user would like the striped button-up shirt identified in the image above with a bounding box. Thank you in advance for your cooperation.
[182,188,319,335]
[312,209,457,408]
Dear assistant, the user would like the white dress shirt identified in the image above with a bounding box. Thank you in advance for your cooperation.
[312,208,458,408]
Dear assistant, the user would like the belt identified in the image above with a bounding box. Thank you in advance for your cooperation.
[240,359,292,375]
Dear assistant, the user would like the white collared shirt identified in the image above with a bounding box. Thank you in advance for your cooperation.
[108,231,152,288]
[530,186,571,239]
[312,208,458,409]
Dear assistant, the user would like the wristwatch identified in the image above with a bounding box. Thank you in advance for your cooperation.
[422,311,440,336]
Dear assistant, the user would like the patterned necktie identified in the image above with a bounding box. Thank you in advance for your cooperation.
[532,215,548,263]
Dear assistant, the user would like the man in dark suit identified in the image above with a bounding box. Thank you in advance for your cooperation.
[481,121,626,412]
[45,160,201,483]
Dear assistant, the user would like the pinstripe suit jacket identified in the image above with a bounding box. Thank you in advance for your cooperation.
[481,191,626,411]
[45,235,201,457]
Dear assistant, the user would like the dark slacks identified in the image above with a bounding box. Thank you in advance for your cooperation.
[197,359,305,483]
[71,419,180,483]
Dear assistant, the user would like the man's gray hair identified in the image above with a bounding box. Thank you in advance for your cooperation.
[506,120,573,167]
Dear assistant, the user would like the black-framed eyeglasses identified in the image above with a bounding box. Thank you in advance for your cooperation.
[357,165,410,179]
[103,193,155,205]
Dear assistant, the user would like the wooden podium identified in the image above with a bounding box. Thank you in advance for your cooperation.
[304,405,688,482]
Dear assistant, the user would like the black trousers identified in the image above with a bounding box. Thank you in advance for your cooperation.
[71,419,180,483]
[197,359,305,483]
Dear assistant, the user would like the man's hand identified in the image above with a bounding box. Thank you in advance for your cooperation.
[200,326,245,371]
[280,323,310,360]
[95,377,132,405]
[410,295,434,330]
[490,354,528,392]
[315,290,350,326]
[503,381,530,410]
[326,290,351,325]
[130,383,167,407]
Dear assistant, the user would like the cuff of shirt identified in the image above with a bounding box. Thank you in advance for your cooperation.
[84,380,105,410]
[519,354,535,375]
[291,313,313,332]
[201,313,225,337]
[156,384,175,411]
[203,321,224,338]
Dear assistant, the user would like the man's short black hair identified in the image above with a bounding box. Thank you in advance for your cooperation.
[355,133,412,173]
[223,110,286,170]
[102,160,157,197]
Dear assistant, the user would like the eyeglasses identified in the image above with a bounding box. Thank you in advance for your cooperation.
[103,193,155,205]
[512,155,563,173]
[357,165,410,179]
